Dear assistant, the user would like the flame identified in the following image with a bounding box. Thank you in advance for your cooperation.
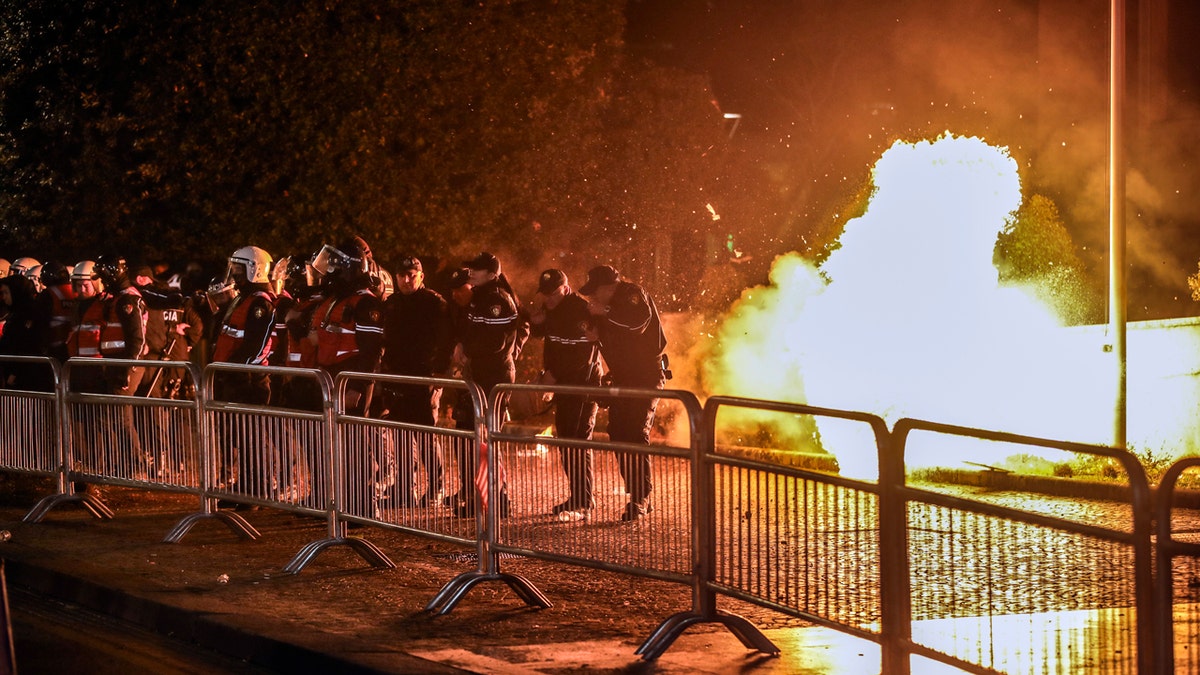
[707,133,1123,479]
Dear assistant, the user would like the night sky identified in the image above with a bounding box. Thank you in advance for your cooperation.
[628,0,1200,320]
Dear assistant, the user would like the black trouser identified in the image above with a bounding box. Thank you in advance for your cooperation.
[458,368,511,508]
[607,386,660,504]
[214,372,272,492]
[383,383,443,501]
[555,392,598,508]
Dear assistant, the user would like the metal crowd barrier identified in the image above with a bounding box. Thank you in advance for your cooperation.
[283,371,487,574]
[0,356,62,483]
[3,360,1192,671]
[1155,457,1200,674]
[680,396,893,664]
[25,357,206,523]
[165,363,334,548]
[892,418,1156,675]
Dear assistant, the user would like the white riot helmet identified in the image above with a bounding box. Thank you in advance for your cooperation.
[24,264,43,293]
[226,246,272,286]
[11,257,39,277]
[71,260,104,296]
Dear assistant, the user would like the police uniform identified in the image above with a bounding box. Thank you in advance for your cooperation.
[532,273,602,514]
[311,286,384,413]
[211,282,277,491]
[138,281,202,398]
[457,273,529,516]
[590,277,667,520]
[35,280,78,364]
[66,279,149,475]
[380,276,453,504]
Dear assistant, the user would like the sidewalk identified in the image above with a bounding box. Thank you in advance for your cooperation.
[0,488,881,674]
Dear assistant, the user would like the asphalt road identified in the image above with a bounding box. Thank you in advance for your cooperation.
[8,585,272,675]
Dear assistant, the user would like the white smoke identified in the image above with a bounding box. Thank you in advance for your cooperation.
[708,134,1118,479]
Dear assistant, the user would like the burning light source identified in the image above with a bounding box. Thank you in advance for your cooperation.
[706,133,1120,480]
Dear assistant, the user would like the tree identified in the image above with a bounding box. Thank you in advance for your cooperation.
[993,193,1103,325]
[0,0,750,311]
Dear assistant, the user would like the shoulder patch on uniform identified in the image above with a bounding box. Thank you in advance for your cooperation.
[629,294,642,306]
[490,305,502,317]
[368,309,381,323]
[253,306,266,319]
[122,303,134,314]
[578,320,589,332]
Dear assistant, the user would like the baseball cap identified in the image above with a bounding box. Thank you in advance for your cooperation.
[464,252,500,274]
[578,265,619,296]
[396,255,422,272]
[537,268,567,294]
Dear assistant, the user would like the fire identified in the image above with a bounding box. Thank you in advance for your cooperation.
[706,133,1123,479]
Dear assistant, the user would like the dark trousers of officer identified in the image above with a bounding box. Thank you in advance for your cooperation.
[383,383,443,503]
[554,393,598,509]
[275,376,322,505]
[106,365,149,477]
[214,372,273,494]
[607,390,659,505]
[456,365,511,512]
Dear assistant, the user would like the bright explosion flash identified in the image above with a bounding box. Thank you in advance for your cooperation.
[707,133,1122,479]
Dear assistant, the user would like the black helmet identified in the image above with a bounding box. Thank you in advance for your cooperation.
[94,254,129,288]
[40,260,71,287]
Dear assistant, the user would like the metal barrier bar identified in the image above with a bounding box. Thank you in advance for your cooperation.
[286,372,488,574]
[0,356,62,480]
[274,367,388,571]
[424,381,552,614]
[659,396,891,664]
[25,357,206,523]
[1155,457,1200,674]
[893,418,1156,675]
[166,363,333,544]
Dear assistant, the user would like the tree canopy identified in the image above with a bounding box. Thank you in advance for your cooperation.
[1,0,769,308]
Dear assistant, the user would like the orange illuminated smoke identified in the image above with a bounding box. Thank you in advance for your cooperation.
[706,133,1119,479]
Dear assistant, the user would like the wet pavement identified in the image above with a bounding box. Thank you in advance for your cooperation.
[0,488,886,675]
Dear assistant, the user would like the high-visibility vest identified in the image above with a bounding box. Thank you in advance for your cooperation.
[68,297,107,358]
[314,290,371,367]
[98,287,145,358]
[212,291,276,365]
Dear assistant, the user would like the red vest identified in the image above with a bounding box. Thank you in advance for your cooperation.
[47,284,79,351]
[285,295,322,369]
[314,291,369,367]
[212,291,276,365]
[68,297,106,358]
[97,287,145,358]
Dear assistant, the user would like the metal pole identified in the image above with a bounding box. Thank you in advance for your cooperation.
[1109,0,1127,449]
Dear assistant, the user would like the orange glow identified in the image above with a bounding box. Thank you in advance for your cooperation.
[705,133,1138,479]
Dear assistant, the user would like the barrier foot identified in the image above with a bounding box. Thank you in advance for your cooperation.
[425,571,552,615]
[22,492,114,523]
[636,610,779,661]
[162,511,261,543]
[282,536,396,575]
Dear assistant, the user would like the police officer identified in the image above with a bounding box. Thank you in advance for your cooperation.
[578,264,668,521]
[453,252,529,517]
[309,237,389,513]
[309,237,384,413]
[380,255,453,506]
[33,261,78,365]
[529,268,602,521]
[210,246,278,494]
[67,254,149,476]
[133,265,203,399]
